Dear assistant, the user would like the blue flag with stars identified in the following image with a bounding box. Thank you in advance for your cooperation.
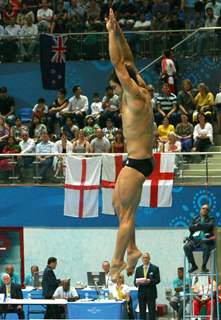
[40,34,66,90]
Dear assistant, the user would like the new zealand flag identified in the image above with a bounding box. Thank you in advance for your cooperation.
[40,34,66,90]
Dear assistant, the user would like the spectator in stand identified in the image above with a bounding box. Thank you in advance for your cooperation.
[20,14,38,61]
[103,118,118,144]
[29,115,47,143]
[37,0,53,32]
[192,275,216,318]
[0,264,20,285]
[0,116,9,152]
[193,83,214,123]
[60,116,79,141]
[54,132,73,177]
[2,3,17,25]
[147,85,157,111]
[100,86,119,128]
[3,17,20,62]
[177,79,195,122]
[73,129,90,153]
[0,87,15,126]
[90,92,103,121]
[0,136,20,176]
[86,0,101,22]
[193,112,213,153]
[164,132,181,152]
[67,0,86,29]
[25,265,39,286]
[0,273,24,319]
[155,83,177,126]
[17,130,35,180]
[167,11,185,47]
[214,83,221,132]
[50,8,69,33]
[161,50,177,94]
[207,0,221,17]
[176,113,193,152]
[189,11,205,29]
[90,128,110,153]
[158,116,175,143]
[111,129,126,153]
[205,3,217,27]
[133,12,150,31]
[152,0,169,19]
[118,0,137,26]
[151,10,167,30]
[64,85,88,129]
[36,131,56,181]
[83,115,100,141]
[33,98,48,124]
[10,116,27,143]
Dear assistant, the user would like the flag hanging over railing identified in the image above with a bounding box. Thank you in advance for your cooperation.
[64,156,102,218]
[40,34,66,90]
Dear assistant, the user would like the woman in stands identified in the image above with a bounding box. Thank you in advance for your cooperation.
[158,116,175,143]
[10,116,27,143]
[0,136,20,177]
[193,112,213,152]
[193,83,214,123]
[83,115,100,142]
[0,116,9,152]
[28,115,47,143]
[111,129,125,153]
[73,129,90,153]
[164,132,181,153]
[176,113,194,152]
[54,132,73,177]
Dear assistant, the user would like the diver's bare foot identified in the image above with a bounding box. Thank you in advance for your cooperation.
[110,261,127,282]
[126,250,142,276]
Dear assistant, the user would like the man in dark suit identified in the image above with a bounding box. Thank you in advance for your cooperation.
[134,252,160,320]
[0,273,25,319]
[183,203,215,273]
[42,256,61,319]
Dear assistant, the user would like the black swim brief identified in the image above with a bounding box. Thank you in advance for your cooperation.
[124,157,155,178]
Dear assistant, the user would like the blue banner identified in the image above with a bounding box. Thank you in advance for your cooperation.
[0,186,220,228]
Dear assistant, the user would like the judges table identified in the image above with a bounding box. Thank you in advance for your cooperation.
[67,299,128,319]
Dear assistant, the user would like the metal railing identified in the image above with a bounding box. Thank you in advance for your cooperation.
[0,151,221,186]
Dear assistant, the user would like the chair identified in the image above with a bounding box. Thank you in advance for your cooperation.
[27,289,46,318]
[17,107,33,124]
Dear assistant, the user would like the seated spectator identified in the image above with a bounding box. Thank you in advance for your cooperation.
[50,8,69,33]
[111,130,126,153]
[0,86,15,126]
[0,115,9,152]
[54,132,73,177]
[155,83,177,126]
[68,0,86,25]
[164,132,181,152]
[33,98,48,123]
[177,79,195,122]
[118,0,137,26]
[189,11,204,29]
[193,83,214,123]
[170,267,191,320]
[100,85,120,128]
[17,130,35,180]
[109,274,133,319]
[48,88,68,138]
[60,116,79,141]
[183,203,215,273]
[36,131,56,181]
[29,115,47,143]
[90,92,103,120]
[4,17,20,62]
[0,264,20,285]
[10,116,27,143]
[0,273,24,319]
[147,85,157,111]
[157,117,175,143]
[192,275,216,317]
[2,3,17,25]
[0,136,20,175]
[25,265,39,286]
[73,129,90,153]
[19,14,38,61]
[86,0,101,23]
[103,118,118,144]
[193,112,213,152]
[37,0,53,32]
[83,115,100,141]
[90,128,110,153]
[133,12,150,31]
[205,3,217,27]
[176,113,193,152]
[63,85,88,129]
[214,82,221,133]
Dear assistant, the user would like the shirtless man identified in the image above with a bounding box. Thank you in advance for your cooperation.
[106,9,155,281]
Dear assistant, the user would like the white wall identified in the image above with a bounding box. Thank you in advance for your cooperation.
[24,228,188,303]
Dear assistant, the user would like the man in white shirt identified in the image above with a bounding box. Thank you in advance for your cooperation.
[133,13,151,31]
[20,15,38,61]
[36,131,56,181]
[100,85,120,127]
[17,131,35,180]
[90,92,103,120]
[53,279,78,301]
[102,260,113,288]
[64,85,88,128]
[37,0,53,32]
[90,128,110,153]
